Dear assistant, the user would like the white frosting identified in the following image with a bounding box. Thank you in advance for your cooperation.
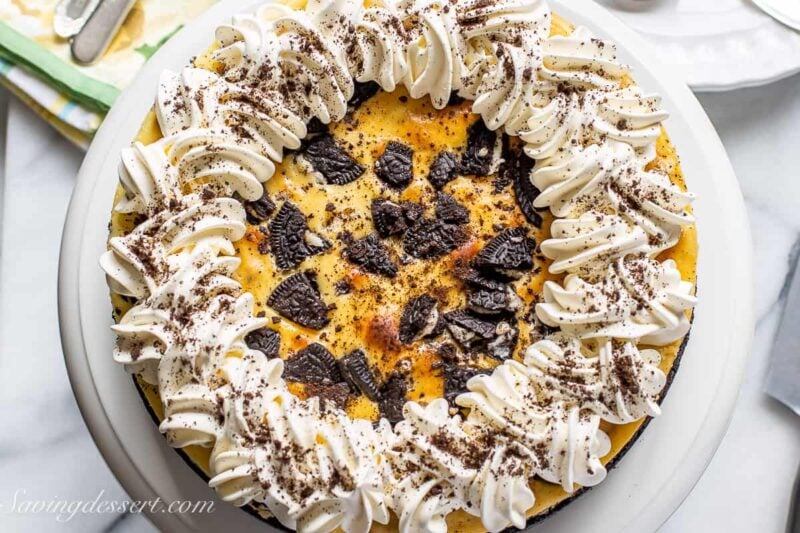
[102,0,697,531]
[401,0,467,109]
[525,336,666,424]
[457,361,610,493]
[101,197,246,297]
[460,0,550,128]
[389,400,475,532]
[508,86,668,166]
[540,26,627,89]
[533,140,694,248]
[541,210,649,275]
[537,254,697,345]
[348,0,408,92]
[469,446,534,532]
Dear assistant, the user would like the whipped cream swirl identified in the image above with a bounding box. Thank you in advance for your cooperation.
[457,361,611,492]
[525,335,666,423]
[533,140,694,248]
[537,254,697,345]
[540,210,649,275]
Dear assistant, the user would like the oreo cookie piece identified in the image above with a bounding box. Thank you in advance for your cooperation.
[269,202,331,270]
[398,294,439,344]
[245,327,280,359]
[237,190,276,224]
[443,364,489,405]
[300,134,365,185]
[486,319,519,360]
[427,151,458,190]
[435,192,469,224]
[267,272,330,329]
[375,141,414,189]
[474,228,535,274]
[457,267,507,292]
[459,120,500,176]
[338,349,381,401]
[343,234,398,277]
[400,201,424,224]
[283,343,342,384]
[444,310,519,360]
[348,81,381,109]
[371,199,423,237]
[507,147,542,227]
[378,372,408,424]
[305,117,328,136]
[371,198,408,237]
[468,286,523,315]
[493,136,515,192]
[403,219,466,259]
[447,92,466,107]
[443,310,497,348]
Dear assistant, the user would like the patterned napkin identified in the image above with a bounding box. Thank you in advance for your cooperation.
[0,0,217,148]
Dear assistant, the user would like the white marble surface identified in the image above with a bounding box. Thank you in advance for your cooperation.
[0,72,799,531]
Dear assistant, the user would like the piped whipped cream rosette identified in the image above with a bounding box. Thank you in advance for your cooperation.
[525,335,667,424]
[457,362,611,493]
[536,253,697,345]
[100,0,698,531]
[532,140,694,248]
[540,210,649,275]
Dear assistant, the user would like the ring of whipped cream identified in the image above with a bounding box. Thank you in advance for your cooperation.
[100,0,697,531]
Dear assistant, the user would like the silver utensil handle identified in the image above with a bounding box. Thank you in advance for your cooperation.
[71,0,136,66]
[54,0,102,39]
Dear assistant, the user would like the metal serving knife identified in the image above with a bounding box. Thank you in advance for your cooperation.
[70,0,137,66]
[53,0,102,39]
[765,250,800,533]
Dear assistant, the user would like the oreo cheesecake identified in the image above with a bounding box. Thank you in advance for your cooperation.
[101,0,698,531]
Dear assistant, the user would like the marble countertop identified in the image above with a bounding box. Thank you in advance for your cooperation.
[0,72,799,531]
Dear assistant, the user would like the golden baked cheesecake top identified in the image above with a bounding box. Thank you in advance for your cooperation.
[101,0,698,531]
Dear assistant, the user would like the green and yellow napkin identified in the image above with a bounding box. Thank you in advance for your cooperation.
[0,0,217,148]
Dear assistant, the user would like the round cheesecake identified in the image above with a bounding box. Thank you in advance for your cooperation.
[101,0,698,532]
